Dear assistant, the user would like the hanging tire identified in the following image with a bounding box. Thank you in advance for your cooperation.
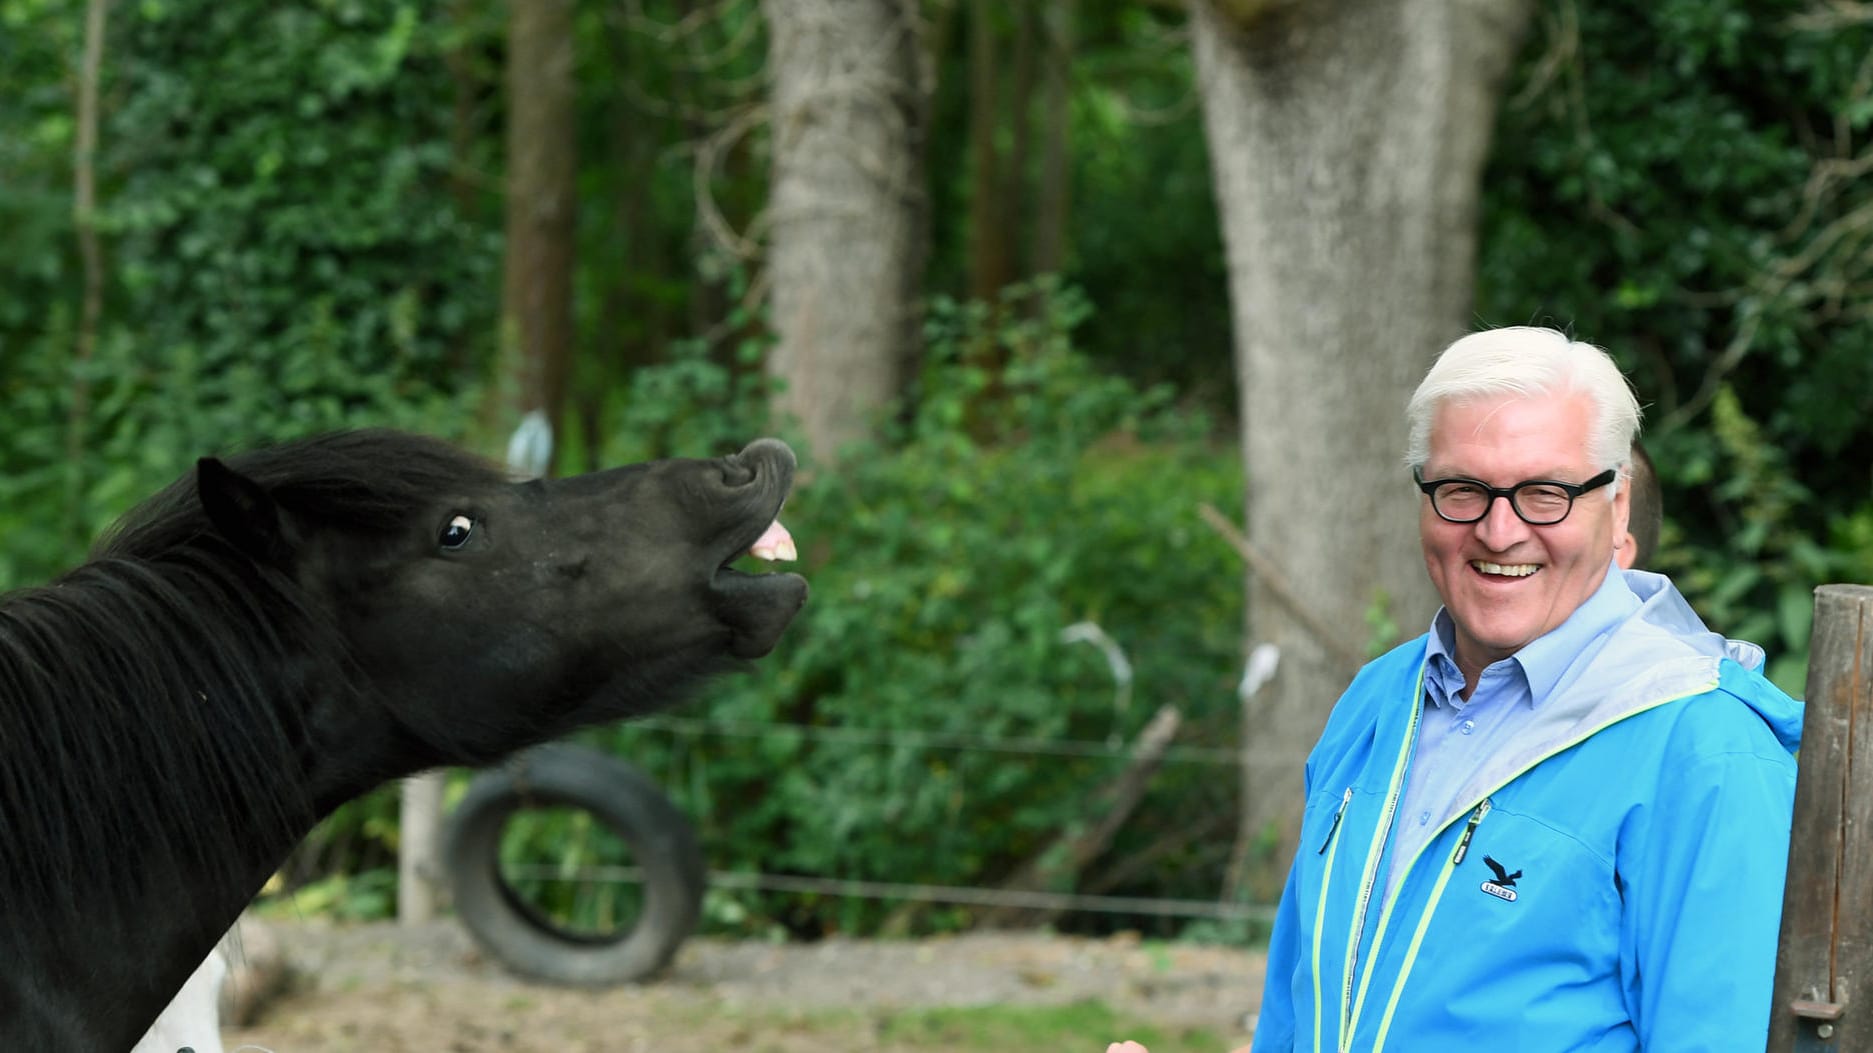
[441,742,705,986]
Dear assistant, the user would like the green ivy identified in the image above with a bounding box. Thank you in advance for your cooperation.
[1479,0,1873,697]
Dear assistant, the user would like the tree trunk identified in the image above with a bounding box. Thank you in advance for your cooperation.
[964,0,1010,305]
[761,0,929,462]
[68,0,110,537]
[1030,0,1074,279]
[1190,0,1532,898]
[495,0,578,467]
[1001,4,1037,277]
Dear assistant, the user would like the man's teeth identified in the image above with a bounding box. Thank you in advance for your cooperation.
[750,519,797,562]
[1473,561,1538,577]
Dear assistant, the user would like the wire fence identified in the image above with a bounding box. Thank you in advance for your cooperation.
[504,862,1278,923]
[631,712,1300,768]
[490,623,1294,926]
[598,700,1291,925]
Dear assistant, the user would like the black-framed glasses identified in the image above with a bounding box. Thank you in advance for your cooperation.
[1413,466,1617,526]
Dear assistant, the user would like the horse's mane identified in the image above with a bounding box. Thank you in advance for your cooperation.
[0,430,508,930]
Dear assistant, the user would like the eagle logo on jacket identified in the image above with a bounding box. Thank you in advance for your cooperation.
[1480,855,1521,902]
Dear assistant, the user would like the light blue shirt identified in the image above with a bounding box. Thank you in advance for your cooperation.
[1383,561,1642,899]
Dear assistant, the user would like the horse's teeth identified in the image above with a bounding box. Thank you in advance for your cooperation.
[750,520,796,562]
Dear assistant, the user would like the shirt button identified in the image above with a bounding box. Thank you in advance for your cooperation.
[1418,811,1431,826]
[1460,719,1477,736]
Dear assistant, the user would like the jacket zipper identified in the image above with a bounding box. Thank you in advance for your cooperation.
[1451,798,1491,864]
[1367,799,1493,1053]
[1318,787,1353,854]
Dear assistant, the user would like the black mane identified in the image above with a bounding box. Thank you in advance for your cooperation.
[0,430,508,932]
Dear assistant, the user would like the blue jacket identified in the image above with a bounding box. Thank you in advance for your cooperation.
[1252,571,1803,1052]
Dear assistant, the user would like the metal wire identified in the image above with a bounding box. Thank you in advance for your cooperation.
[629,713,1300,767]
[501,864,1277,922]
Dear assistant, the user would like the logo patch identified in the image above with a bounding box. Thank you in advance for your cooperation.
[1480,854,1522,902]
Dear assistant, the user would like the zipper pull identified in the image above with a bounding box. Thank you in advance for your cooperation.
[1318,786,1354,854]
[1451,798,1493,864]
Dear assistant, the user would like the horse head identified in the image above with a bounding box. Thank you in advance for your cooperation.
[194,431,808,775]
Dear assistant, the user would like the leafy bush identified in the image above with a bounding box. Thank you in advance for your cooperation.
[578,284,1245,938]
[1479,1,1873,696]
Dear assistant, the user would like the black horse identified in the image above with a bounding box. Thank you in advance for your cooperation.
[0,429,808,1051]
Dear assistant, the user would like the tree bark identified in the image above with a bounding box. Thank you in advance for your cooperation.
[1030,0,1074,279]
[964,0,1010,304]
[69,0,110,534]
[495,0,578,467]
[1001,4,1038,277]
[1190,0,1533,896]
[761,0,929,462]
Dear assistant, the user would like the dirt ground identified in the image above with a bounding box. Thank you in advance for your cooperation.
[221,920,1265,1052]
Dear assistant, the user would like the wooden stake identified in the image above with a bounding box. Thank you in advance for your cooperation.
[1768,584,1873,1051]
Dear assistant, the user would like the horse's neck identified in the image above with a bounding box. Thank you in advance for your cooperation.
[0,564,353,1050]
[0,813,290,1052]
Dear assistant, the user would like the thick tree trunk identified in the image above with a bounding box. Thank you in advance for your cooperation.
[761,0,929,462]
[496,0,578,466]
[1190,0,1532,897]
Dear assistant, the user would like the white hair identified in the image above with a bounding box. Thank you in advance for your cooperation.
[1404,326,1642,494]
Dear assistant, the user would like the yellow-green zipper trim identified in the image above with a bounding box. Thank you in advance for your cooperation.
[1372,799,1491,1052]
[1310,786,1354,1053]
[1334,668,1425,1051]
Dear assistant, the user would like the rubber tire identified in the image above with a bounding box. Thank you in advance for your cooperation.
[441,742,706,986]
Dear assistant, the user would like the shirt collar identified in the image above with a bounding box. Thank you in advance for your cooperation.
[1423,559,1641,709]
[1512,560,1640,703]
[1423,612,1478,711]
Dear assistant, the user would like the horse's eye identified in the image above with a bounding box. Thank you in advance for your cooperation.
[440,514,475,550]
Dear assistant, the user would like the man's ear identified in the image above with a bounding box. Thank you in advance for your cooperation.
[1611,469,1633,564]
[196,457,294,566]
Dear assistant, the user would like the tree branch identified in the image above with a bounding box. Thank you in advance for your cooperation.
[1199,503,1366,675]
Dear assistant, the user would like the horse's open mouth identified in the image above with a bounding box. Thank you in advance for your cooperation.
[710,439,809,656]
[714,517,800,582]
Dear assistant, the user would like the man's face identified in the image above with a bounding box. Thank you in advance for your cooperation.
[1419,391,1628,681]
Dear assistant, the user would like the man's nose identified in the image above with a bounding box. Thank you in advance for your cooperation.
[1473,494,1530,549]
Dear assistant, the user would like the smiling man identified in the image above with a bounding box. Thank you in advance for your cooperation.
[1231,327,1804,1052]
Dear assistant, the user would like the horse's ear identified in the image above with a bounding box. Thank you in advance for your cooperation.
[197,457,294,565]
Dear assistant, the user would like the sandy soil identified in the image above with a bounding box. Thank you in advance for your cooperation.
[220,920,1265,1053]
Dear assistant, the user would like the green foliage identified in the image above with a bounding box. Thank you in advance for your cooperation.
[588,292,1242,938]
[0,0,495,590]
[1480,0,1873,692]
[492,804,646,935]
[253,866,398,923]
[923,3,1232,403]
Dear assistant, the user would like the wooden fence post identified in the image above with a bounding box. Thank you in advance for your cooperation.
[1768,584,1873,1051]
[398,772,444,924]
